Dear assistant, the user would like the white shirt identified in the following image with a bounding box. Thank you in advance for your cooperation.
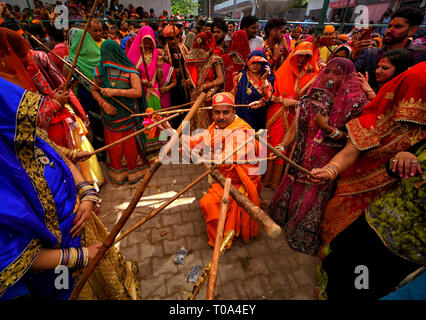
[249,36,264,52]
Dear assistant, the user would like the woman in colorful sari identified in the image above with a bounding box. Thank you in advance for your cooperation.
[0,27,104,188]
[156,45,177,109]
[310,62,426,298]
[0,77,141,300]
[222,29,250,92]
[263,41,320,189]
[184,31,225,129]
[127,26,161,111]
[231,50,274,131]
[268,58,369,255]
[92,40,150,185]
[127,26,167,160]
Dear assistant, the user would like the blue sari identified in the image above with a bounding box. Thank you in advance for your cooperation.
[0,77,80,300]
[234,50,274,131]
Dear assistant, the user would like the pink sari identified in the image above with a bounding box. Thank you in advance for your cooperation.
[159,62,174,109]
[127,26,160,103]
[268,58,369,256]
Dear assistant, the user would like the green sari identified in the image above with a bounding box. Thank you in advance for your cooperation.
[94,39,149,185]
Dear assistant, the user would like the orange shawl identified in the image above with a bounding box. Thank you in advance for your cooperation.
[193,117,261,247]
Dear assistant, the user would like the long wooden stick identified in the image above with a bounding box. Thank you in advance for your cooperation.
[130,104,252,117]
[254,132,316,178]
[30,35,136,115]
[88,113,178,156]
[187,230,235,300]
[112,131,259,245]
[69,92,207,300]
[202,163,282,239]
[63,0,99,91]
[206,178,231,300]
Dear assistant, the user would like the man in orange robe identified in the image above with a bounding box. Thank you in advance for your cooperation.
[189,92,262,249]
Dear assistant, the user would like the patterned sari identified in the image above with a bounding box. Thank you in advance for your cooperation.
[263,41,320,189]
[94,40,150,185]
[233,51,274,131]
[127,26,161,111]
[319,61,426,258]
[0,78,141,300]
[127,27,165,160]
[268,58,368,256]
[185,31,225,129]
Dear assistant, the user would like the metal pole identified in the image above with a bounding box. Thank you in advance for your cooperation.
[339,0,352,33]
[204,0,207,17]
[315,0,330,37]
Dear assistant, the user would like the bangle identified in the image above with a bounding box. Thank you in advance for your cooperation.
[328,162,342,173]
[82,247,89,268]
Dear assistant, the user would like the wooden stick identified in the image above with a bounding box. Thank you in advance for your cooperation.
[206,178,231,300]
[69,92,207,300]
[187,230,235,300]
[69,159,162,300]
[130,104,252,117]
[88,113,179,156]
[254,132,317,179]
[129,100,195,117]
[202,164,281,239]
[112,130,258,245]
[30,35,136,115]
[63,0,99,91]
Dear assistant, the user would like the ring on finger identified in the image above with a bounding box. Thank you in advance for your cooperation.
[392,159,397,163]
[410,160,418,163]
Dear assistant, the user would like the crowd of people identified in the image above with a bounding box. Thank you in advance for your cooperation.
[0,0,425,300]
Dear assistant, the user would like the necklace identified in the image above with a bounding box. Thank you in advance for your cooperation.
[246,72,260,95]
[144,51,153,65]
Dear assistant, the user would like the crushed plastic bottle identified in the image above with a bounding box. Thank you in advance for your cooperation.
[187,265,201,283]
[174,247,188,265]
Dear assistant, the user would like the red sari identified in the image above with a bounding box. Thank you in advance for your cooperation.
[222,30,250,92]
[185,32,224,128]
[264,41,319,189]
[320,62,426,258]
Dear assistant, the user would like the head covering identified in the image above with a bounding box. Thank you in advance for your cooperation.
[190,31,220,56]
[222,30,250,91]
[68,28,100,81]
[328,44,352,61]
[247,55,268,66]
[228,30,250,63]
[307,57,368,129]
[127,26,158,81]
[273,41,319,99]
[324,25,335,34]
[0,27,36,91]
[338,34,349,42]
[163,25,180,38]
[97,39,139,76]
[212,92,235,108]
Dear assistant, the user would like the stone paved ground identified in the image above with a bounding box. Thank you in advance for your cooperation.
[98,163,320,300]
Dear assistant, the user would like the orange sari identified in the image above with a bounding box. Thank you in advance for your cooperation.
[320,62,426,258]
[192,117,262,248]
[264,41,319,189]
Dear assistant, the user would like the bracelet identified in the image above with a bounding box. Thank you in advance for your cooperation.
[328,162,342,173]
[325,164,339,179]
[82,247,89,268]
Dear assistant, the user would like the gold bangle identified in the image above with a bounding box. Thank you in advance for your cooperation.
[57,249,63,268]
[323,167,334,180]
[68,248,77,269]
[82,247,89,267]
[329,162,342,173]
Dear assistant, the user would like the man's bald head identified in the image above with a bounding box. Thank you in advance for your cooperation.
[89,18,102,42]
